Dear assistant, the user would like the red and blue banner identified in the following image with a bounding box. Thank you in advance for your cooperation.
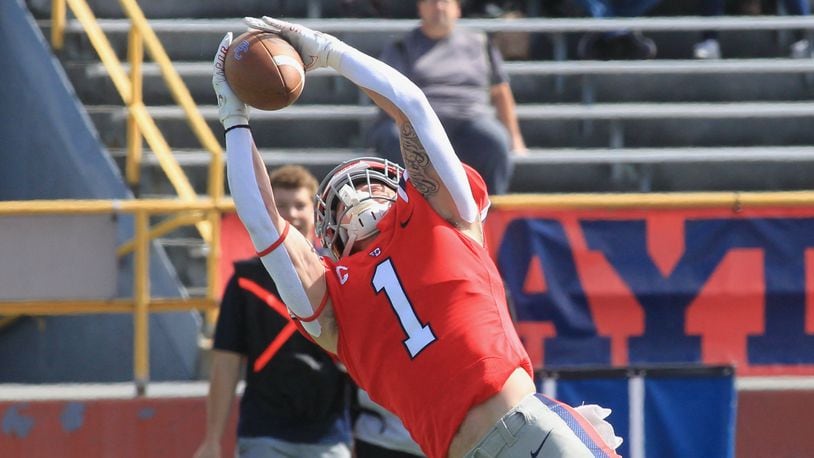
[484,202,814,376]
[220,197,814,377]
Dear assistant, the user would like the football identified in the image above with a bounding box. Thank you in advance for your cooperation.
[224,31,305,111]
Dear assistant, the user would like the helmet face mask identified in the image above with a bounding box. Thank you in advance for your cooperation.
[315,157,403,259]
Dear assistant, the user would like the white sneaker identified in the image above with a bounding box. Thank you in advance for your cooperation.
[693,39,721,59]
[791,39,811,58]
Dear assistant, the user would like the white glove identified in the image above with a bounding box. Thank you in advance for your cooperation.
[212,32,249,130]
[244,16,348,71]
[574,404,624,450]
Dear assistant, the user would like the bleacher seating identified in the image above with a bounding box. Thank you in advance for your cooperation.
[47,13,814,193]
[29,0,814,289]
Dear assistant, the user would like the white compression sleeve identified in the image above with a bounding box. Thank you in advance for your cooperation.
[225,128,321,336]
[332,45,478,223]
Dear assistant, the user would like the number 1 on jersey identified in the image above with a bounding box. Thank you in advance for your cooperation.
[372,259,436,357]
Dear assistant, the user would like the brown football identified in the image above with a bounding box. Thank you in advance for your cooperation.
[224,31,305,111]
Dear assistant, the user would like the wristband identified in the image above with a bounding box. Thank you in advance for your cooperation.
[224,124,250,134]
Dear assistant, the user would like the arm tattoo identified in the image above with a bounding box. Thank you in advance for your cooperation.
[399,122,439,197]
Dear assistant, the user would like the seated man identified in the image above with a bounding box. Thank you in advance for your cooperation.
[367,0,526,195]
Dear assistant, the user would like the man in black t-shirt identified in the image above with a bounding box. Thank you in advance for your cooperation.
[194,165,352,458]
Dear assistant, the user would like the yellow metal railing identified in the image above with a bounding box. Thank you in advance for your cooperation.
[0,199,235,394]
[49,0,225,245]
[49,0,226,325]
[28,0,814,394]
[1,0,233,392]
[4,191,814,392]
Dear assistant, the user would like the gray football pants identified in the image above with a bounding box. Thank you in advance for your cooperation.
[462,394,617,458]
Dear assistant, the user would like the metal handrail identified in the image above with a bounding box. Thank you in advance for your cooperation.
[0,198,235,394]
[25,0,230,392]
[49,0,227,326]
[49,0,225,245]
[5,190,814,392]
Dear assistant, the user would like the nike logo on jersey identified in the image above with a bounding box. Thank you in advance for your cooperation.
[530,431,552,458]
[335,266,349,285]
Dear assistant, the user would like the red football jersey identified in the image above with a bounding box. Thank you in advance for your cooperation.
[322,166,532,458]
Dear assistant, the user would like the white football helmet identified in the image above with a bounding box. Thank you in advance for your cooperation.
[315,157,403,259]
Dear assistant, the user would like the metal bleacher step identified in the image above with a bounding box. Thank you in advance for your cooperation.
[517,146,814,163]
[70,58,814,106]
[48,15,814,62]
[83,100,814,127]
[53,16,814,37]
[113,145,814,168]
[78,57,814,79]
[110,147,360,168]
[86,102,814,151]
[504,58,814,76]
[110,145,814,194]
[68,63,362,105]
[53,14,814,191]
[125,100,814,123]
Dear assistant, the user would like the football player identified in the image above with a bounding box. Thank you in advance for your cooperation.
[214,17,622,458]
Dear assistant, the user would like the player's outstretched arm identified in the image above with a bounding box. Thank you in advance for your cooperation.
[213,33,337,348]
[245,17,482,238]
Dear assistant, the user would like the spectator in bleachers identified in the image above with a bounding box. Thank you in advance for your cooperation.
[694,0,812,59]
[365,0,527,195]
[572,0,663,60]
